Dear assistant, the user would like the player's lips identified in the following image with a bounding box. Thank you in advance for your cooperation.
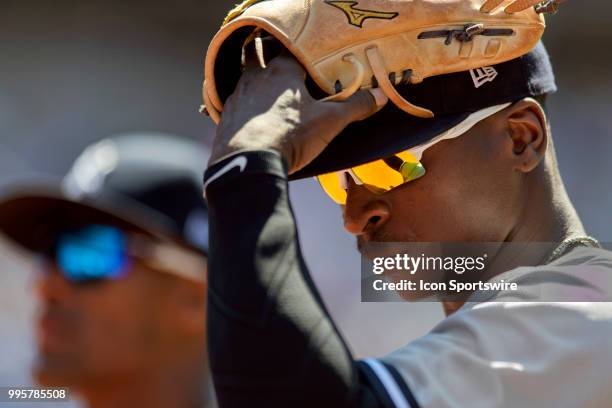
[38,309,76,353]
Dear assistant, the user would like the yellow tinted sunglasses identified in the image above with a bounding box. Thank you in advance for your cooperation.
[315,103,514,204]
[317,151,425,204]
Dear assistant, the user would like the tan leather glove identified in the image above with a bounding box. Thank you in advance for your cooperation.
[203,0,557,123]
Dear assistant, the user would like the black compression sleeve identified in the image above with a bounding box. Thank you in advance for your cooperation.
[204,150,383,408]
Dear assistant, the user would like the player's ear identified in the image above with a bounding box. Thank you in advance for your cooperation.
[505,98,548,173]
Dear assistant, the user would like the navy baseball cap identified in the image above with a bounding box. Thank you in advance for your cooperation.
[0,133,209,256]
[290,41,557,180]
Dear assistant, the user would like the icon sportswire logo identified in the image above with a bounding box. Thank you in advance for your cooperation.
[470,66,498,88]
[325,1,399,28]
[204,155,248,189]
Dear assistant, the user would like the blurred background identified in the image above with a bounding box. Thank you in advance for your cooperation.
[1,0,611,404]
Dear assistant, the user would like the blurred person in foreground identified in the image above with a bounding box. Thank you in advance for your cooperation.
[0,133,215,408]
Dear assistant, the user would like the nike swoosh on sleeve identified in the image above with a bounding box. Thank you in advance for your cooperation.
[204,155,248,190]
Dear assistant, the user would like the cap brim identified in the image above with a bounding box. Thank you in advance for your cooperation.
[290,108,470,180]
[290,42,557,180]
[0,186,173,254]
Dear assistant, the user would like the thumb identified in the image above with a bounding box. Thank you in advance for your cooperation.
[328,88,389,126]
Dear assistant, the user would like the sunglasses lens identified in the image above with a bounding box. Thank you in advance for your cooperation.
[317,172,348,204]
[56,225,129,282]
[353,151,425,192]
[395,150,427,182]
[317,151,426,204]
[353,160,405,191]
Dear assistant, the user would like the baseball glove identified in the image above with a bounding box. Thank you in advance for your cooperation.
[203,0,557,123]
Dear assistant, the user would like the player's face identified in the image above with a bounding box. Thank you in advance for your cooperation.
[33,259,189,388]
[344,111,522,251]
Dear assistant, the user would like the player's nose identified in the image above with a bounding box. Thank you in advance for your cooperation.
[35,262,72,303]
[343,179,390,236]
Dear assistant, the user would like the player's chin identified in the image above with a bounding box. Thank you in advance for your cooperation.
[32,353,81,388]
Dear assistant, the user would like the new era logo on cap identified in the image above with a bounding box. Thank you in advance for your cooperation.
[470,66,498,88]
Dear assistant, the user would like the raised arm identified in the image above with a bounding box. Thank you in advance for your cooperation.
[204,54,392,407]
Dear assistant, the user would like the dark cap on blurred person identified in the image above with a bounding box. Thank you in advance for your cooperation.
[0,133,209,257]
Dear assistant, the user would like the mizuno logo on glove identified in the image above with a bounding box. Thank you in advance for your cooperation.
[325,1,398,28]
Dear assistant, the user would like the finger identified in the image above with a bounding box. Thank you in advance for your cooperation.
[324,88,388,125]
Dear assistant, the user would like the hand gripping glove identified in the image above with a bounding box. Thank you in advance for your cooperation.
[203,0,556,123]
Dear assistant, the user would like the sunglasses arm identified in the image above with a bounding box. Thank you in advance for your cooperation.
[128,236,207,283]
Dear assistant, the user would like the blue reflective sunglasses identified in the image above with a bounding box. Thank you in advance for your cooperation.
[45,224,206,283]
[53,225,131,282]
